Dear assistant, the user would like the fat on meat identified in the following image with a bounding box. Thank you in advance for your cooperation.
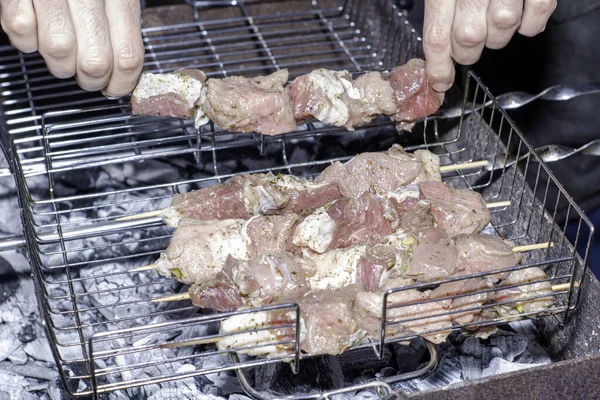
[495,267,554,316]
[131,69,208,127]
[385,58,443,131]
[156,219,250,284]
[454,234,523,282]
[203,69,296,135]
[419,181,491,237]
[288,69,357,127]
[315,151,421,199]
[345,71,398,128]
[355,278,452,344]
[403,228,458,281]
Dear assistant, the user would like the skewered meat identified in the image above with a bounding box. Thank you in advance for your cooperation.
[131,69,208,127]
[202,70,296,135]
[431,278,495,325]
[354,278,453,344]
[217,285,365,357]
[166,173,342,228]
[156,215,297,284]
[385,59,443,131]
[189,252,309,311]
[454,234,522,281]
[346,71,398,128]
[495,267,555,316]
[315,148,423,199]
[288,69,358,127]
[403,228,458,281]
[419,181,491,236]
[131,59,441,134]
[293,192,394,254]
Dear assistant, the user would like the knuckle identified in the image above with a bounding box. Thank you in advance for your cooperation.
[79,57,112,78]
[528,0,557,15]
[490,8,521,30]
[41,33,76,59]
[425,25,451,52]
[115,46,145,73]
[454,24,487,47]
[2,12,35,37]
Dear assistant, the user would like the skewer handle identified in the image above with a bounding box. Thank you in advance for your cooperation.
[486,201,511,209]
[512,242,554,253]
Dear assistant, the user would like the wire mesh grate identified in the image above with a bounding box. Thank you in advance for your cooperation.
[0,1,593,399]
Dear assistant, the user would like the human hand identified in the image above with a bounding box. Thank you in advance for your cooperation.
[423,0,557,93]
[0,0,145,98]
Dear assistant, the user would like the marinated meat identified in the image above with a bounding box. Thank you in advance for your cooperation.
[189,252,309,311]
[345,71,398,128]
[246,214,299,258]
[495,267,554,316]
[315,151,421,199]
[203,69,296,135]
[167,172,342,228]
[132,69,208,127]
[404,228,458,281]
[288,69,357,126]
[454,234,522,282]
[385,58,443,131]
[431,278,495,325]
[155,219,250,284]
[355,278,452,344]
[419,181,491,237]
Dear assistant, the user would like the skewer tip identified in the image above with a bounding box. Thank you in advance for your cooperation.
[115,209,166,222]
[512,242,554,253]
[152,292,192,303]
[129,264,158,273]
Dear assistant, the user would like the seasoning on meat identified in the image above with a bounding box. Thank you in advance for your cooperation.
[203,69,296,135]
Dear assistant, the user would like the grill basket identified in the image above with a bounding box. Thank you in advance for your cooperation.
[0,0,593,399]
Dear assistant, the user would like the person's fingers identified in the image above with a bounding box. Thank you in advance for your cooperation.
[423,0,457,93]
[32,0,77,78]
[67,0,113,91]
[518,0,557,37]
[103,0,144,98]
[486,0,523,49]
[0,0,37,53]
[451,0,491,65]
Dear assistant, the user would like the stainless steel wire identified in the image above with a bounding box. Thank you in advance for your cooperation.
[0,1,594,399]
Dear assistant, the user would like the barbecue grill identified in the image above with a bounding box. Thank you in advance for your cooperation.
[0,1,595,399]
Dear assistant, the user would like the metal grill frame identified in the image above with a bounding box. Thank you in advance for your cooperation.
[0,0,594,399]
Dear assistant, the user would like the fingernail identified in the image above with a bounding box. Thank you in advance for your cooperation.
[431,82,452,93]
[101,89,122,100]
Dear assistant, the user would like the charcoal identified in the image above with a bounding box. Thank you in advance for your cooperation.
[0,256,18,304]
[18,324,36,343]
[254,356,344,395]
[337,347,393,381]
[489,331,528,362]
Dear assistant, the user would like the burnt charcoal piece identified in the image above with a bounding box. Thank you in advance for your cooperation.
[0,256,18,304]
[17,324,36,344]
[253,356,344,395]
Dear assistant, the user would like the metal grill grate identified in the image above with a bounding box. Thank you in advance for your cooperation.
[0,1,594,399]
